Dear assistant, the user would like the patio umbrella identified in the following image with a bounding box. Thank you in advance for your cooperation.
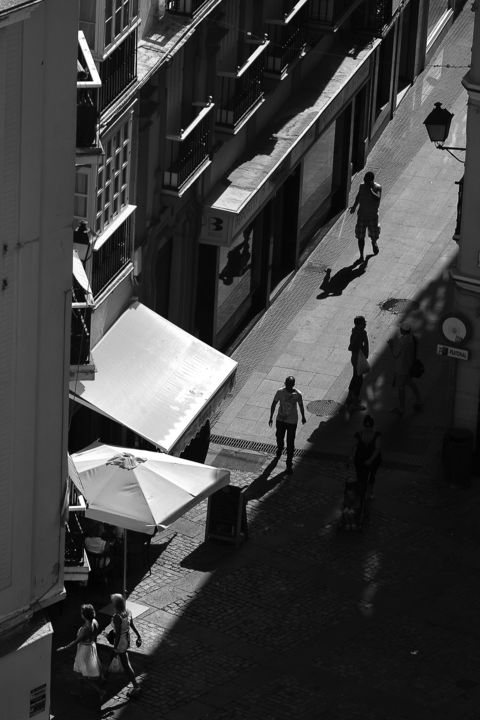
[71,443,230,595]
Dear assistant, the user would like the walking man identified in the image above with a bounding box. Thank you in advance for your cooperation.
[269,376,306,474]
[387,323,422,416]
[350,171,382,260]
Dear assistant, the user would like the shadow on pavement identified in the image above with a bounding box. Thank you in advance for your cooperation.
[316,255,373,298]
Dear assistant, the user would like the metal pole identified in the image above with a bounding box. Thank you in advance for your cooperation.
[123,529,127,599]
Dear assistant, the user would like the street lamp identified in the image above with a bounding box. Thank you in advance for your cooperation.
[423,102,465,157]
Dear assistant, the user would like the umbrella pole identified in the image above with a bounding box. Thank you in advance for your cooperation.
[123,530,127,600]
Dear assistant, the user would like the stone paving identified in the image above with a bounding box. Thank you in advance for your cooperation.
[211,4,474,471]
[49,8,480,720]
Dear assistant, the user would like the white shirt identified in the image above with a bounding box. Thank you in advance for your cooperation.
[274,388,303,424]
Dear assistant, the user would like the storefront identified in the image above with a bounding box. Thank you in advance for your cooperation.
[370,0,423,141]
[199,40,379,349]
[424,0,466,61]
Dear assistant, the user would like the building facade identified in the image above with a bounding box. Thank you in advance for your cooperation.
[0,1,78,718]
[69,0,237,463]
[133,0,465,352]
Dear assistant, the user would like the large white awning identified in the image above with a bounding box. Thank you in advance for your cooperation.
[69,302,237,454]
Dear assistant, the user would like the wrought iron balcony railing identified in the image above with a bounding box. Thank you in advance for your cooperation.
[164,100,214,193]
[65,512,85,568]
[367,0,393,33]
[265,14,307,78]
[309,0,365,30]
[70,303,92,366]
[91,212,134,297]
[267,0,310,25]
[216,38,269,132]
[166,0,210,16]
[98,30,137,114]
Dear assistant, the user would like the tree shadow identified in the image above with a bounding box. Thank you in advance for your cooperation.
[317,255,373,298]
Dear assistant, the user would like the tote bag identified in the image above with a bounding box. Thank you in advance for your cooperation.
[356,349,370,375]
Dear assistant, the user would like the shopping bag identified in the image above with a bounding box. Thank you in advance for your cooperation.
[356,349,370,375]
[108,654,123,674]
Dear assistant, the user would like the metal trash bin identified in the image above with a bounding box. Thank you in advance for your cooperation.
[442,428,473,488]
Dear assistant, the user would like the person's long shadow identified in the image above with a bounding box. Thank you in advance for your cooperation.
[317,255,373,298]
[243,458,285,501]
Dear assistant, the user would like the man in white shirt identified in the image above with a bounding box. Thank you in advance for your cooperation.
[350,171,382,260]
[269,376,306,474]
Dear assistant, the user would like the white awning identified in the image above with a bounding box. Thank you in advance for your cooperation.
[69,301,237,454]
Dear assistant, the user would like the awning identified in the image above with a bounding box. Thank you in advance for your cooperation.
[201,37,380,247]
[69,301,237,454]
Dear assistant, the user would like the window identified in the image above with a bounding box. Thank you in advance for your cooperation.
[105,0,139,52]
[95,113,132,234]
[79,0,138,60]
[74,169,90,222]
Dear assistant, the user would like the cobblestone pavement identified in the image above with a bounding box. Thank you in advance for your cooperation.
[51,451,480,720]
[49,8,480,720]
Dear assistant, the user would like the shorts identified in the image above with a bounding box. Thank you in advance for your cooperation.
[355,216,380,241]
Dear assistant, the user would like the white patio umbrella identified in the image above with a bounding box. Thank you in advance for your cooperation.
[71,443,230,596]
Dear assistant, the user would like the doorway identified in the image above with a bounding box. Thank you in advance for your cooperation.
[270,168,300,294]
[396,0,419,105]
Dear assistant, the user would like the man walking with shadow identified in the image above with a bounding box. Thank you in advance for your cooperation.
[350,171,382,261]
[269,376,306,475]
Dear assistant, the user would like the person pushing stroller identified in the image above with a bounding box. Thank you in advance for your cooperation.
[340,415,382,530]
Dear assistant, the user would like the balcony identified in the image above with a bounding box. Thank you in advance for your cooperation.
[309,0,366,32]
[166,0,210,16]
[98,30,137,115]
[365,0,394,34]
[216,38,269,134]
[64,509,90,586]
[71,243,95,378]
[70,304,93,368]
[91,210,134,297]
[265,8,308,80]
[266,0,310,25]
[163,100,214,196]
[77,31,103,164]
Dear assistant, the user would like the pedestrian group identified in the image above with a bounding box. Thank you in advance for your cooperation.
[57,593,143,710]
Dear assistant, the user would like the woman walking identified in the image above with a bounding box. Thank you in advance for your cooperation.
[57,603,103,705]
[353,414,382,500]
[346,316,369,411]
[107,593,142,698]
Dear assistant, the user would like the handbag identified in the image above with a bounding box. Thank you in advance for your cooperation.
[410,358,424,378]
[356,349,370,375]
[105,626,115,645]
[410,336,425,378]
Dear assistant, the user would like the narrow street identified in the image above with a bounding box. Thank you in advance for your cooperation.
[50,6,480,720]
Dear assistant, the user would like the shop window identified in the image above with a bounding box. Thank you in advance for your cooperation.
[298,122,336,244]
[374,28,394,118]
[427,0,451,35]
[216,229,253,336]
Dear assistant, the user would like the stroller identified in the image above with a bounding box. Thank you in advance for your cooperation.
[338,472,369,532]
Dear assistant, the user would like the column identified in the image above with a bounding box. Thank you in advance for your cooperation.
[451,2,480,438]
